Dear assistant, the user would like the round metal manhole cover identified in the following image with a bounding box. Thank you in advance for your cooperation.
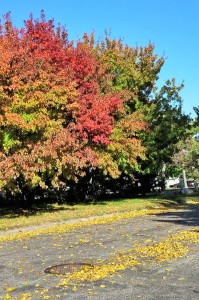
[44,263,93,275]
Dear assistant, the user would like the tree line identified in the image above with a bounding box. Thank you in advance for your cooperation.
[0,12,197,205]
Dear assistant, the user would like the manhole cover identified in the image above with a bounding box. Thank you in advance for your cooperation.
[44,263,93,275]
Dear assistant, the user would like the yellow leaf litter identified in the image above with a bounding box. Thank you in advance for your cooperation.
[0,208,171,243]
[1,206,198,293]
[60,229,199,286]
[135,229,199,262]
[60,250,139,287]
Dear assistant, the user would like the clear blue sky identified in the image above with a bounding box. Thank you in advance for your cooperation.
[0,0,198,117]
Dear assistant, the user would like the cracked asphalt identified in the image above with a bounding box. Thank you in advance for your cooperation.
[0,204,198,299]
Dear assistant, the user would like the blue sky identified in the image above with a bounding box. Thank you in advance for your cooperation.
[0,0,198,117]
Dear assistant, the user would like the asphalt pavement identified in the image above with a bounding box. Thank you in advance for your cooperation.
[0,204,198,299]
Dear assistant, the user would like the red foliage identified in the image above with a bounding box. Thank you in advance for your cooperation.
[0,12,146,193]
[76,93,122,144]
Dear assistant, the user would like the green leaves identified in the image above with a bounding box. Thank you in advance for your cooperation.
[141,79,191,179]
[0,11,192,200]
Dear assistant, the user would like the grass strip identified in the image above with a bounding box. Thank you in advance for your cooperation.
[0,207,171,243]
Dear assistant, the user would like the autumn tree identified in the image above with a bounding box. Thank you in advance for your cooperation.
[0,13,146,203]
[0,12,90,201]
[0,12,190,202]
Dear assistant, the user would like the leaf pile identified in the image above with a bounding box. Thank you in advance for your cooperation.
[135,229,199,262]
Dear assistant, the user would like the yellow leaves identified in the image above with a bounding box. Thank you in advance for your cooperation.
[173,230,199,243]
[122,233,129,237]
[40,289,49,296]
[60,251,139,287]
[18,294,32,300]
[135,229,199,262]
[0,198,169,232]
[0,202,198,300]
[136,240,188,262]
[134,243,140,247]
[18,266,23,274]
[4,287,16,292]
[0,208,171,243]
[79,238,89,244]
[97,151,120,178]
[144,239,152,243]
[4,292,32,300]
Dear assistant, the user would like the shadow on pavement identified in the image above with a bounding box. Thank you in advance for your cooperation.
[153,204,199,226]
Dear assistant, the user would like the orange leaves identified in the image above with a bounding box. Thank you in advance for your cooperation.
[5,112,29,130]
[0,12,149,195]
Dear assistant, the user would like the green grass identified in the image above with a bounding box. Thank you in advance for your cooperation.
[0,194,198,231]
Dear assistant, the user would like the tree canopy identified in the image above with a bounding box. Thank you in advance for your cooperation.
[0,12,193,203]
